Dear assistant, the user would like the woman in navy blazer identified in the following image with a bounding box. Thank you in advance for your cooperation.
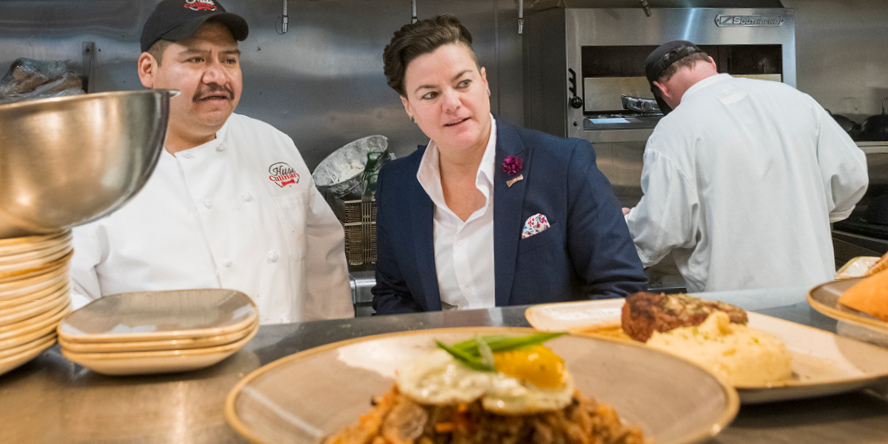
[372,15,647,315]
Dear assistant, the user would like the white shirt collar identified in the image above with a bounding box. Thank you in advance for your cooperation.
[682,73,732,101]
[170,114,232,157]
[417,115,498,218]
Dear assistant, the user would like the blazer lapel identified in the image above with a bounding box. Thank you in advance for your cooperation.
[408,159,442,311]
[493,121,530,307]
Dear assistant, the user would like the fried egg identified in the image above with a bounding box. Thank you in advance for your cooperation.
[395,345,574,414]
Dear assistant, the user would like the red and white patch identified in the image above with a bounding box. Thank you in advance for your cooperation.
[269,162,300,188]
[184,0,217,12]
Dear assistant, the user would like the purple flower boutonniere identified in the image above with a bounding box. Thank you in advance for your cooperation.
[502,156,525,188]
[502,156,523,176]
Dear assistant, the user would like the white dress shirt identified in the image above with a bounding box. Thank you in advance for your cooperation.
[625,74,868,292]
[416,116,497,310]
[70,113,354,324]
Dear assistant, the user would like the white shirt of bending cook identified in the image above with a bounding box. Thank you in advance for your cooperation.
[625,74,868,293]
[417,115,497,310]
[70,113,354,324]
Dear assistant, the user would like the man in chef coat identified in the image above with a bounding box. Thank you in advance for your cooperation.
[70,0,354,323]
[623,40,868,293]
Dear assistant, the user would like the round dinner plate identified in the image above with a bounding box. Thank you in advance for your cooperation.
[225,327,739,444]
[808,278,888,334]
[0,332,56,360]
[0,250,73,284]
[0,299,70,341]
[0,230,70,257]
[0,245,73,278]
[59,318,259,353]
[58,289,258,343]
[0,284,69,327]
[0,276,68,307]
[0,331,57,376]
[0,264,69,299]
[526,299,888,404]
[61,324,258,375]
[0,236,71,266]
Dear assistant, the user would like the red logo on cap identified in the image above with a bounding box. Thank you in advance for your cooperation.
[269,162,300,188]
[184,0,217,12]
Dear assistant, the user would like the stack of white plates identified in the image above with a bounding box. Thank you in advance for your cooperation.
[57,289,259,375]
[0,230,73,376]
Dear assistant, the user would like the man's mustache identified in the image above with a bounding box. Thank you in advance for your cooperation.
[193,84,234,102]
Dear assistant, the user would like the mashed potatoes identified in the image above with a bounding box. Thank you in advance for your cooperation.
[646,312,793,386]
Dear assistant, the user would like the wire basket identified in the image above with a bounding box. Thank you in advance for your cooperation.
[342,197,377,266]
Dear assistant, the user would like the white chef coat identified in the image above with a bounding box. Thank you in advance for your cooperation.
[70,113,354,324]
[625,74,868,293]
[416,115,497,310]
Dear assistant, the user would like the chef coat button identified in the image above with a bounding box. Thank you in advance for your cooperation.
[457,239,464,246]
[204,200,213,209]
[216,144,226,152]
[242,193,253,202]
[181,151,193,159]
[223,259,233,268]
[268,252,280,263]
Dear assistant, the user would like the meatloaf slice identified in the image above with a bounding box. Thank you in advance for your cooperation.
[621,292,748,342]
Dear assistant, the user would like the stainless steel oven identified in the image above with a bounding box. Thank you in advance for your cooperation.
[523,0,795,206]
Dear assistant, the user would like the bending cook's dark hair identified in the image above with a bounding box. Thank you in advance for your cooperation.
[382,14,478,97]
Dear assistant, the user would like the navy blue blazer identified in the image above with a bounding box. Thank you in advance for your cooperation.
[371,120,647,314]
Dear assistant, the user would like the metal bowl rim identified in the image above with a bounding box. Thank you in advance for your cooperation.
[0,89,179,112]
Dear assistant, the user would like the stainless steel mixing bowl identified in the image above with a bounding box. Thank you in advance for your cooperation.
[0,90,173,239]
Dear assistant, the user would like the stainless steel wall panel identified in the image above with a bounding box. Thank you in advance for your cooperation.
[0,0,526,171]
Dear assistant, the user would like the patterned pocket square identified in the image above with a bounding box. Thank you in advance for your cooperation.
[522,213,551,239]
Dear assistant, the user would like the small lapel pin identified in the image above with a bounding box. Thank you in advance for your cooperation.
[503,155,524,187]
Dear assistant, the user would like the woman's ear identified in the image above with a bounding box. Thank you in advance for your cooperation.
[400,95,414,123]
[137,53,158,88]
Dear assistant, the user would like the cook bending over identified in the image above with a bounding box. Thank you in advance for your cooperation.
[623,41,868,292]
[371,15,647,315]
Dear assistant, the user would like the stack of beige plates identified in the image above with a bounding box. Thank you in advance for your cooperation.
[0,230,73,376]
[57,289,258,375]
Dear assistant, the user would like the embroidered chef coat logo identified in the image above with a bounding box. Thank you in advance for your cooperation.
[269,162,300,187]
[184,0,217,12]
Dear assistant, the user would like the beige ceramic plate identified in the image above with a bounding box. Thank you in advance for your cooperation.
[0,265,69,299]
[0,299,70,341]
[835,257,880,279]
[0,245,73,277]
[0,331,57,376]
[225,327,738,444]
[808,278,888,334]
[0,285,69,327]
[61,325,258,375]
[526,299,888,403]
[0,237,71,266]
[0,230,70,257]
[58,289,258,343]
[0,316,65,351]
[0,332,56,360]
[0,250,72,284]
[59,318,259,352]
[0,277,68,308]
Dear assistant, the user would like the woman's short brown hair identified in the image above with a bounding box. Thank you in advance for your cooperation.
[383,15,478,97]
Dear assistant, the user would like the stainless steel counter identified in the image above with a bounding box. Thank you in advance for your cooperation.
[2,287,888,443]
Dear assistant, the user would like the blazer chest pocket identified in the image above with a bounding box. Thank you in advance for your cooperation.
[518,223,560,255]
[272,195,308,260]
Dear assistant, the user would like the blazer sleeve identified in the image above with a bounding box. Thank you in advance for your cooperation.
[371,167,424,314]
[565,139,648,298]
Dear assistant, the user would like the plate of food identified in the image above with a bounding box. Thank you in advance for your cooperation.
[808,268,888,334]
[835,253,887,279]
[226,327,738,444]
[527,293,888,404]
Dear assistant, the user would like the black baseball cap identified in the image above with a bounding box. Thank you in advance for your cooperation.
[644,40,705,115]
[140,0,249,53]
